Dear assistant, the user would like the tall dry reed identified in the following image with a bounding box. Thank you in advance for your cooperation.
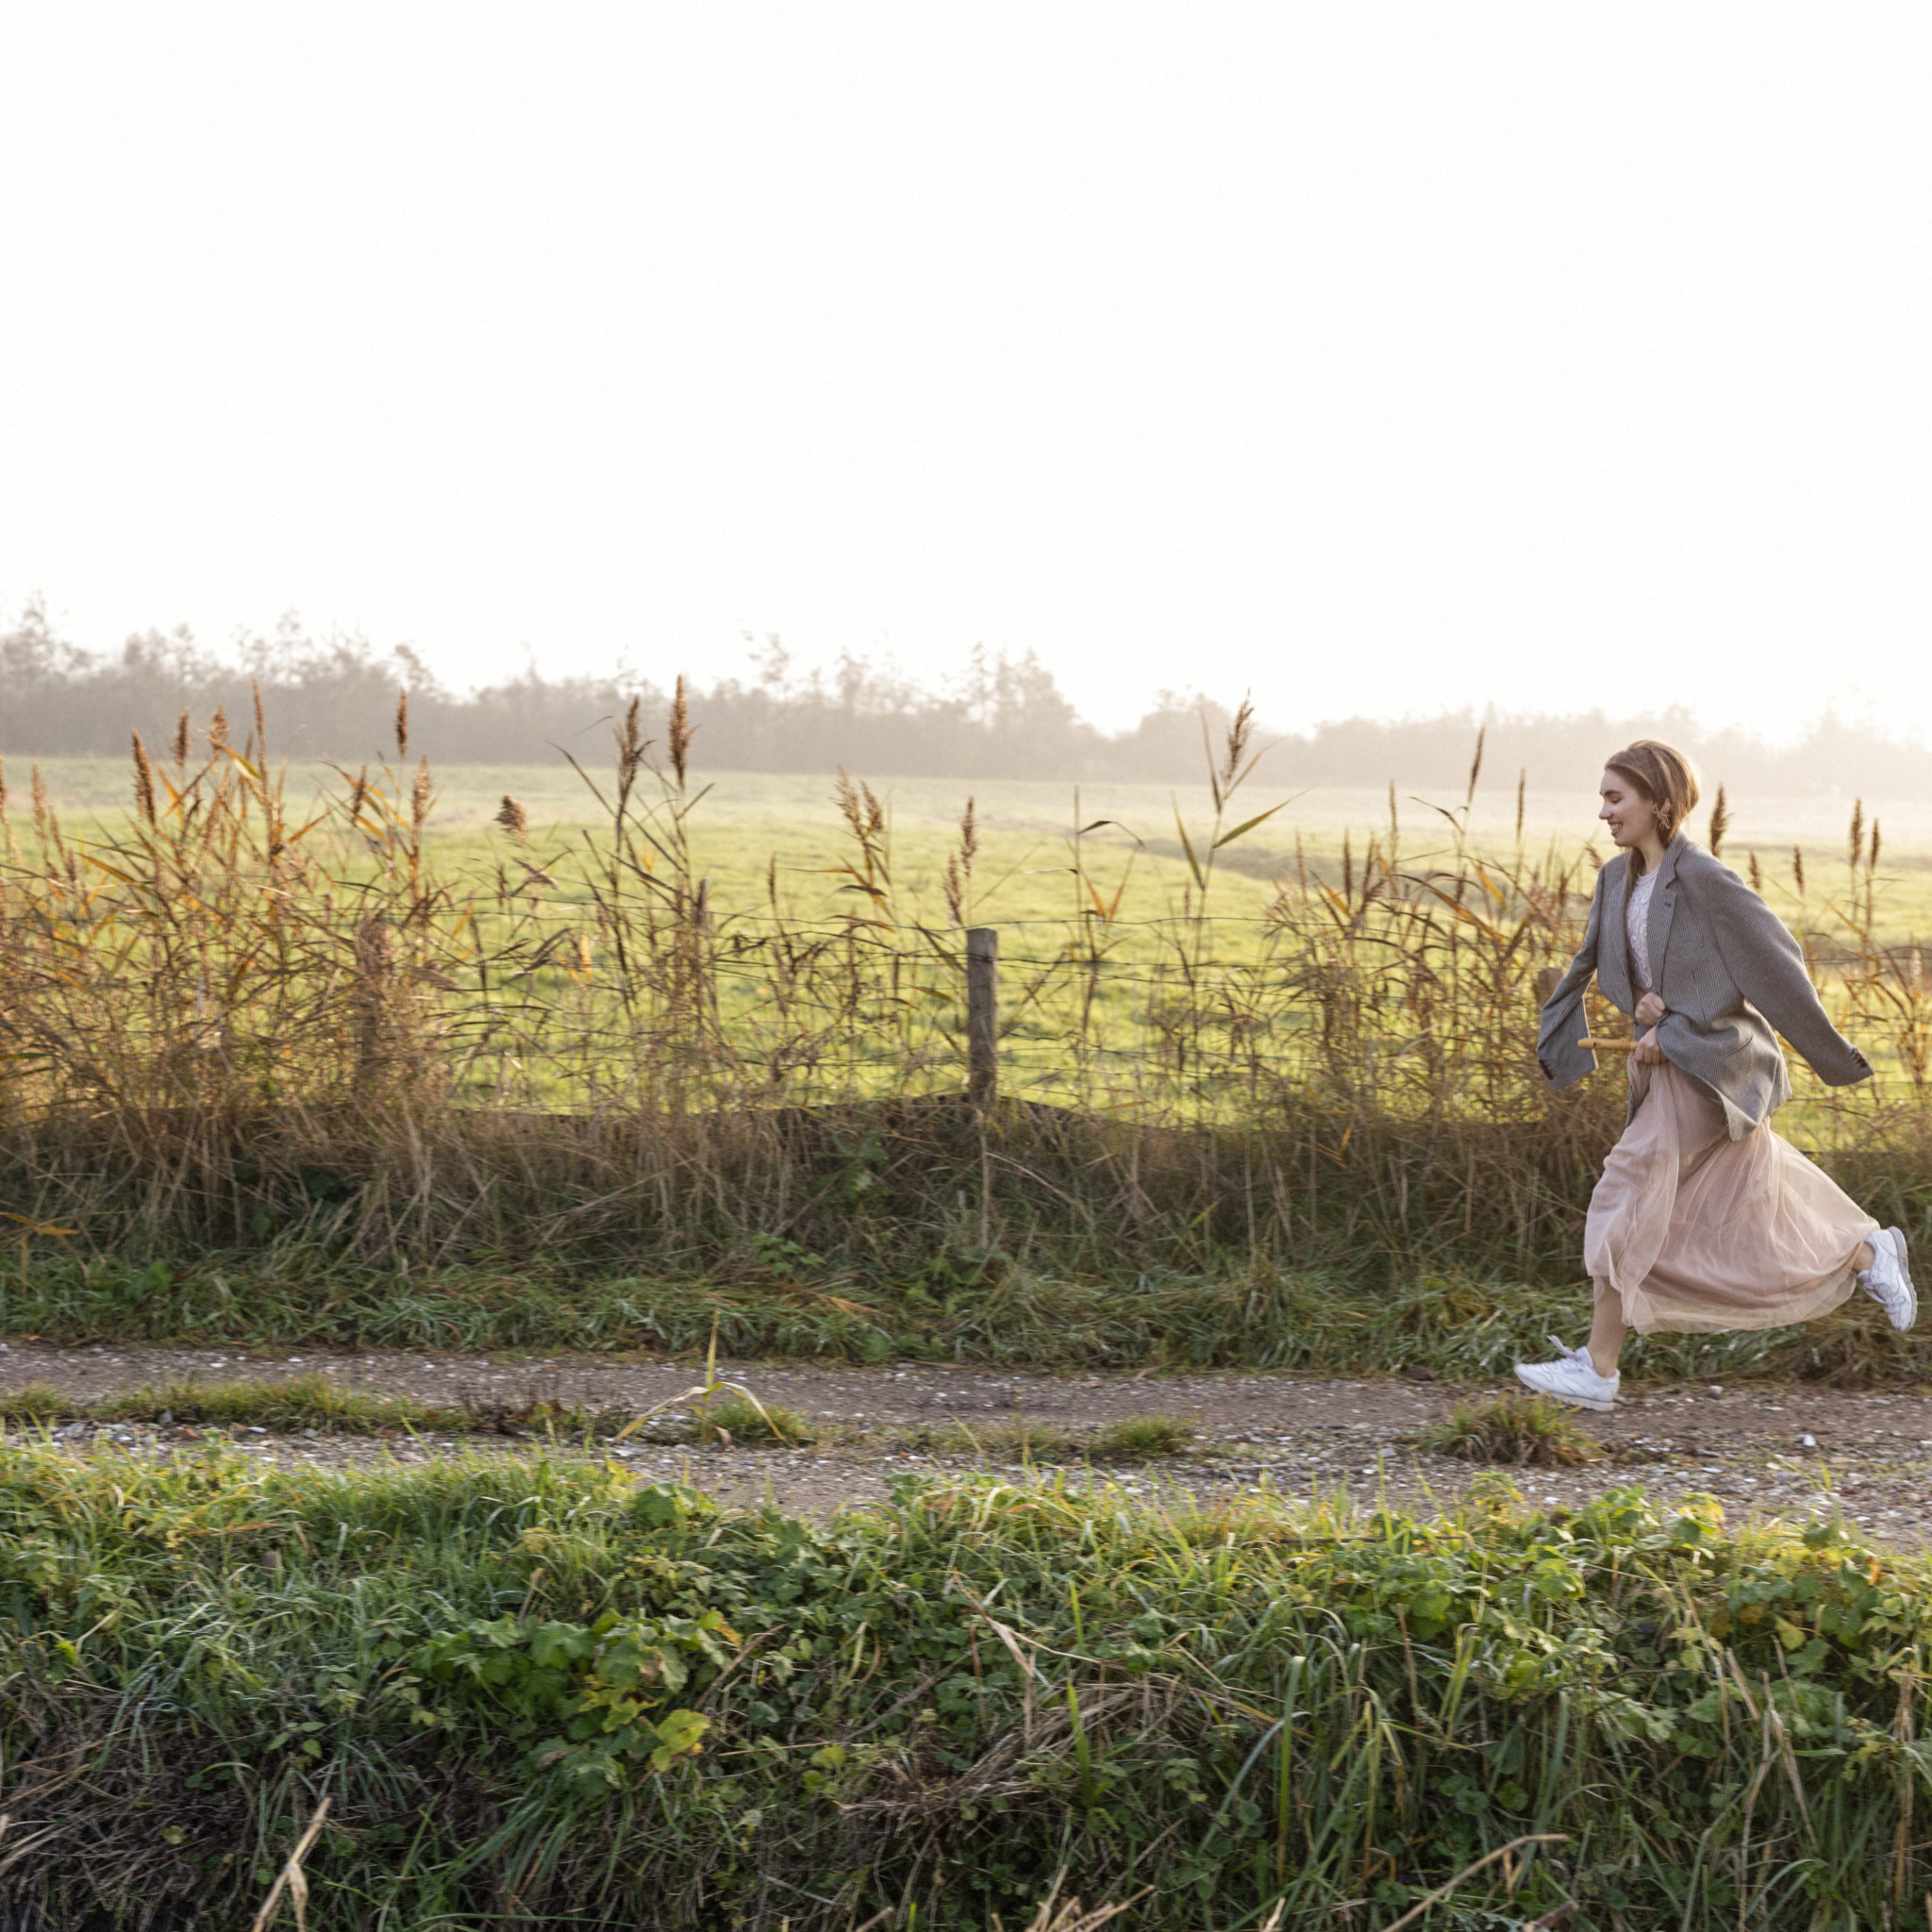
[0,694,1926,1290]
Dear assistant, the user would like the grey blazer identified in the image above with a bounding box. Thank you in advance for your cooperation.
[1537,835,1871,1138]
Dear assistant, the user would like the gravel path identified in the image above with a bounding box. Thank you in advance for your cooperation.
[7,1339,1932,1542]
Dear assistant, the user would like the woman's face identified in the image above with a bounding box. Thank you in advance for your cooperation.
[1599,769,1661,849]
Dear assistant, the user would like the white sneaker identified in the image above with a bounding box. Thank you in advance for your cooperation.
[1859,1227,1917,1332]
[1514,1336,1620,1412]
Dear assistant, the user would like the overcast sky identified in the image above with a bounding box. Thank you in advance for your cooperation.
[2,5,1927,738]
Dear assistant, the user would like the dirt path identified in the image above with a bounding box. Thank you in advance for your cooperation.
[8,1339,1932,1545]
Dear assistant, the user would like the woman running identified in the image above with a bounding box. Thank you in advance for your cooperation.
[1518,740,1914,1411]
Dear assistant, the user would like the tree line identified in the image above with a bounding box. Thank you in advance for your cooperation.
[3,600,1927,794]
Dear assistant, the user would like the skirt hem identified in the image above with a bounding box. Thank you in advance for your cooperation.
[1600,1269,1861,1337]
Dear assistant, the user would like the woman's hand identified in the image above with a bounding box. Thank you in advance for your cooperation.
[1634,991,1666,1027]
[1634,1027,1666,1066]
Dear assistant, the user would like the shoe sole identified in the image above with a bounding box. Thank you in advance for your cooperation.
[1513,1366,1616,1412]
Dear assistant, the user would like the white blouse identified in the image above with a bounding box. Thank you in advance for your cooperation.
[1626,867,1658,992]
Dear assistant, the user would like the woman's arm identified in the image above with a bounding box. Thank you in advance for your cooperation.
[1690,855,1873,1087]
[1536,870,1607,1091]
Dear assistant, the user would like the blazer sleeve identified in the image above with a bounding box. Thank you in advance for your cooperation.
[1537,869,1606,1091]
[1691,858,1873,1088]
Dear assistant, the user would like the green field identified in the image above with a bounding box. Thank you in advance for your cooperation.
[25,754,1932,933]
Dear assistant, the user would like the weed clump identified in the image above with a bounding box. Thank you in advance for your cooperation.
[1418,1391,1604,1468]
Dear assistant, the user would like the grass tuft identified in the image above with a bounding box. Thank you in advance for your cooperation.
[695,1391,812,1446]
[1417,1390,1604,1468]
[1086,1413,1196,1461]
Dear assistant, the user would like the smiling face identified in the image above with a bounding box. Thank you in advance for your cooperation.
[1599,768,1662,850]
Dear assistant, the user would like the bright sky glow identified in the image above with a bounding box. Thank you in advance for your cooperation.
[1,5,1927,736]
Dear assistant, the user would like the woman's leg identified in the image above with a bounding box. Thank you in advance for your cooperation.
[1588,1289,1626,1380]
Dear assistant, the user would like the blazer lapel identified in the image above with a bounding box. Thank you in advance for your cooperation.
[1600,853,1633,1011]
[1647,834,1686,985]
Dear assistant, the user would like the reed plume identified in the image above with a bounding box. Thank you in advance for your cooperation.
[1465,724,1486,807]
[495,794,530,842]
[1707,783,1729,857]
[613,696,645,824]
[131,731,158,827]
[669,676,692,791]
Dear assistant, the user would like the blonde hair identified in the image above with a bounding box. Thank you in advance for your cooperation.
[1605,741,1701,853]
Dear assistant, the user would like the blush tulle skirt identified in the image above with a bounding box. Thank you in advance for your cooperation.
[1584,1059,1875,1335]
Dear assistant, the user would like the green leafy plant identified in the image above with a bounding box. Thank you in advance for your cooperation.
[414,1606,737,1789]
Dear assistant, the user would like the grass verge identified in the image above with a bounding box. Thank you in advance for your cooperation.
[1,1448,1928,1927]
[0,1377,1207,1466]
[8,1249,1932,1387]
[0,1371,467,1436]
[0,1374,619,1441]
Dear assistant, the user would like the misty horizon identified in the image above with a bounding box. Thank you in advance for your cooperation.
[6,598,1931,800]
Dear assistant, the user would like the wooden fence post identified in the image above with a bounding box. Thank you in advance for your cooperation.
[966,926,998,1110]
